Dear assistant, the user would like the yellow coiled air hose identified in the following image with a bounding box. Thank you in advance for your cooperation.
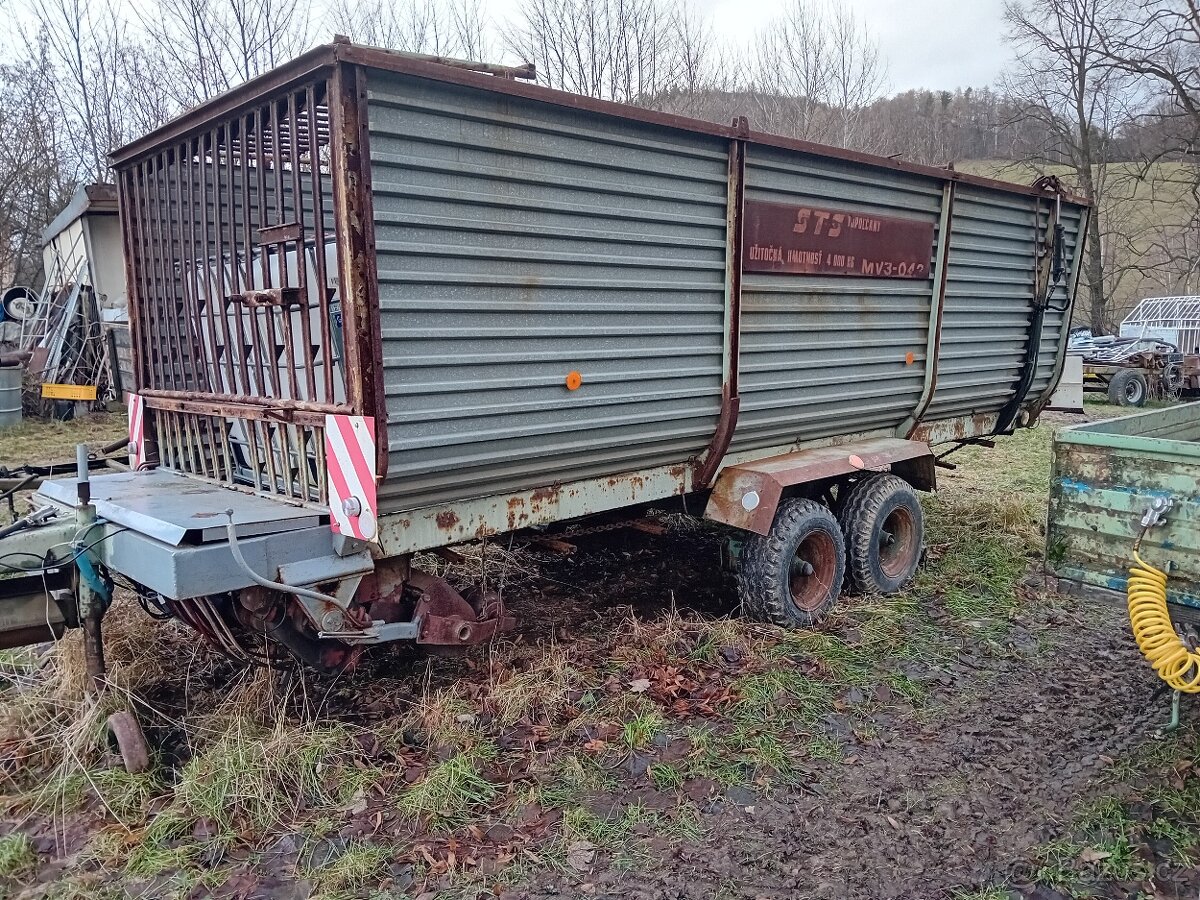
[1127,550,1200,692]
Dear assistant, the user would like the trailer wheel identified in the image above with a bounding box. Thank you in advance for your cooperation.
[837,474,924,595]
[739,499,845,627]
[1108,369,1148,407]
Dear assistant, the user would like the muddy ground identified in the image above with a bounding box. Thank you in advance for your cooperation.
[499,533,1178,900]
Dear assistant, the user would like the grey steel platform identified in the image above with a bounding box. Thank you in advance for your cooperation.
[38,469,322,545]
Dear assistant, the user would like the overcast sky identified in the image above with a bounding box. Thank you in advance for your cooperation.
[489,0,1018,94]
[0,0,1018,96]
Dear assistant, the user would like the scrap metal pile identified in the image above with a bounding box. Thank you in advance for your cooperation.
[1068,306,1200,406]
[0,183,127,417]
[0,252,113,415]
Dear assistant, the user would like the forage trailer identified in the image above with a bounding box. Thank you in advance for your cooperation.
[0,40,1089,678]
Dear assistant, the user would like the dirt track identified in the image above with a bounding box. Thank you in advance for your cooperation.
[486,523,1182,900]
[505,583,1168,899]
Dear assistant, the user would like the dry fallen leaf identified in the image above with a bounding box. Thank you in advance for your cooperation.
[628,678,652,693]
[1078,847,1112,864]
[567,840,595,871]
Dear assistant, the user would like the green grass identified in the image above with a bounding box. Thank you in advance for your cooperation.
[0,831,36,878]
[647,762,685,791]
[397,745,499,829]
[561,799,701,853]
[620,708,665,752]
[1023,726,1200,894]
[123,811,199,877]
[175,719,382,835]
[522,753,618,812]
[29,767,163,825]
[0,412,127,467]
[305,839,394,893]
[0,414,1128,896]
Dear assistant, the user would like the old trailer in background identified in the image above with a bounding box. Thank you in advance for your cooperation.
[1048,403,1200,615]
[0,40,1088,676]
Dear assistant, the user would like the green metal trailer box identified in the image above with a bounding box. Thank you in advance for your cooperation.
[1048,403,1200,610]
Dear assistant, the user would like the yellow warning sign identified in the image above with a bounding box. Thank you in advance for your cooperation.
[41,383,98,401]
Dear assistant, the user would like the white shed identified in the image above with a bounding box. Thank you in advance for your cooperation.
[40,183,133,396]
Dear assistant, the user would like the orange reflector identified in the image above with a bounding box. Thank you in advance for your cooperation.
[848,454,865,469]
[565,371,583,391]
[905,351,915,365]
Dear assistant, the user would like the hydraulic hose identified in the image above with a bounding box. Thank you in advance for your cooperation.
[1127,550,1200,692]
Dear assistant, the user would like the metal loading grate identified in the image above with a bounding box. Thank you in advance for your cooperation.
[118,72,351,502]
[151,408,331,504]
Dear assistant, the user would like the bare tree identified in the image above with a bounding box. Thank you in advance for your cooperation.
[1003,0,1139,332]
[29,0,134,179]
[136,0,314,109]
[0,37,73,286]
[504,0,701,104]
[749,0,885,148]
[826,5,885,148]
[329,0,491,59]
[1101,1,1200,306]
[1103,0,1199,140]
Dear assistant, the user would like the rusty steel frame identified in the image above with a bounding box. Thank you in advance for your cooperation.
[328,60,388,479]
[112,42,1089,206]
[705,437,936,535]
[112,55,387,503]
[695,120,748,488]
[1032,204,1092,417]
[902,181,955,439]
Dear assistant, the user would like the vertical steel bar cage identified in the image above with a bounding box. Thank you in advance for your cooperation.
[115,61,381,505]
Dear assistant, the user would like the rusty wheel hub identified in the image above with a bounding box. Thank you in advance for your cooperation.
[878,507,918,580]
[789,530,837,611]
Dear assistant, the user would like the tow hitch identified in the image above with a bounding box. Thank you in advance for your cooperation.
[0,445,150,772]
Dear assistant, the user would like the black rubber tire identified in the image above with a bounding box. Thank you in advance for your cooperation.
[738,498,846,627]
[0,285,35,323]
[1108,369,1148,407]
[837,474,924,595]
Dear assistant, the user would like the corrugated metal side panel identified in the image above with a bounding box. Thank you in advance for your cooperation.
[1030,202,1085,396]
[730,145,943,451]
[365,72,729,512]
[924,186,1039,419]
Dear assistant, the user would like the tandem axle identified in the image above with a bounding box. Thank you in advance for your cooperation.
[1,434,940,677]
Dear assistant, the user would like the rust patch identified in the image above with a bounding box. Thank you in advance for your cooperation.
[911,412,996,445]
[530,484,562,505]
[435,510,460,530]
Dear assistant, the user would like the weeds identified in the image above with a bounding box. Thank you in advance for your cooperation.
[0,421,1109,897]
[175,717,378,835]
[620,708,664,751]
[0,831,36,878]
[647,762,684,791]
[398,745,499,829]
[306,839,394,893]
[1025,724,1200,893]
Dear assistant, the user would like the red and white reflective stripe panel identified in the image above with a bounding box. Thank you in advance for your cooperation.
[325,415,378,541]
[128,394,145,470]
